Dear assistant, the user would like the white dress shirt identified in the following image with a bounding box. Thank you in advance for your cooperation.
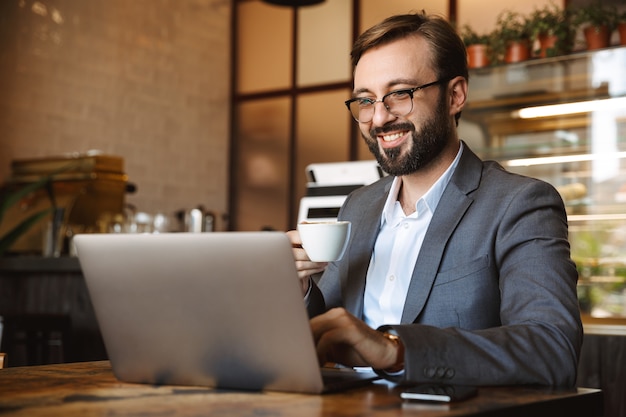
[363,144,463,329]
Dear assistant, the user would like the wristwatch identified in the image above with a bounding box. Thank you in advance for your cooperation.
[382,332,405,373]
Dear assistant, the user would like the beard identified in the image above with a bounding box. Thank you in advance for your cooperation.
[363,92,451,177]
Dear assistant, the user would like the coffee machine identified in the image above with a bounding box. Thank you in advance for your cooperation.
[297,160,385,223]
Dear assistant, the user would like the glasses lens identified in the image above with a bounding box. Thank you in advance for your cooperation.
[383,91,413,118]
[348,100,372,123]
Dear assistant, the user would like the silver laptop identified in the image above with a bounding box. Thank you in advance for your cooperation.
[74,232,379,394]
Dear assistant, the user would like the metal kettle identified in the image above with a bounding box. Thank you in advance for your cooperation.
[177,206,215,232]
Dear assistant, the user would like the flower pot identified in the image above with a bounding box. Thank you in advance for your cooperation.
[583,25,611,50]
[505,40,531,64]
[618,22,626,45]
[467,44,490,69]
[536,34,558,58]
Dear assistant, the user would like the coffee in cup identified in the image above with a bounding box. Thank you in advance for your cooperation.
[297,221,351,262]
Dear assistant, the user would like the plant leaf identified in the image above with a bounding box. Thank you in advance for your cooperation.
[0,175,54,224]
[0,207,54,256]
[1,162,79,255]
[0,162,77,225]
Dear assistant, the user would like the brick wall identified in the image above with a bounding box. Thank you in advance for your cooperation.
[0,0,231,228]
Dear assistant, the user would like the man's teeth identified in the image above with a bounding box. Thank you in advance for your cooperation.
[381,132,404,142]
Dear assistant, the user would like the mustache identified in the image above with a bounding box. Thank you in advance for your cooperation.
[370,122,415,137]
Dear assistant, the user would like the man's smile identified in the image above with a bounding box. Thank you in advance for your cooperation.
[377,130,411,149]
[380,132,406,142]
[371,122,414,149]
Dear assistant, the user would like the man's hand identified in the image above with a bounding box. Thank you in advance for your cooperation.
[310,307,400,370]
[286,230,328,295]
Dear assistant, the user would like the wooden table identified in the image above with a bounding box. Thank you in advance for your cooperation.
[0,361,603,417]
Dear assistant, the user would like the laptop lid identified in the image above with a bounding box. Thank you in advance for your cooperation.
[74,232,376,394]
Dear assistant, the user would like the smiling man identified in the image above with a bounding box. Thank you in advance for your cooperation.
[287,12,582,387]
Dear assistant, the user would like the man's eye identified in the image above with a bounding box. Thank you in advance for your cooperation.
[388,90,411,100]
[356,98,375,107]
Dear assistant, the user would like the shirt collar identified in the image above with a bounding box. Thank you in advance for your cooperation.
[381,142,464,225]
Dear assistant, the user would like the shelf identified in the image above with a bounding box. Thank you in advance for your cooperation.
[0,256,81,273]
[582,314,626,336]
[465,46,626,322]
[464,46,626,146]
[466,86,611,114]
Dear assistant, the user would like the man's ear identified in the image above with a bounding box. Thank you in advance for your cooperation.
[448,76,468,115]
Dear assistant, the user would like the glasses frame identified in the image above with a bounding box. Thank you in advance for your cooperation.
[344,79,448,123]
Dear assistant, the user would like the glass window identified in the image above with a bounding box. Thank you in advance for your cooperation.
[360,0,448,32]
[234,97,291,231]
[237,2,292,93]
[294,90,352,221]
[297,0,352,86]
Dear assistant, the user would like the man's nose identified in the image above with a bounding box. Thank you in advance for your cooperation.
[370,101,397,126]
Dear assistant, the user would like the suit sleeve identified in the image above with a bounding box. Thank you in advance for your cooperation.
[387,179,582,387]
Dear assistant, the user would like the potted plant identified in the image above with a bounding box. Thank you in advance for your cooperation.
[460,24,492,68]
[492,10,532,64]
[572,2,618,50]
[528,3,575,58]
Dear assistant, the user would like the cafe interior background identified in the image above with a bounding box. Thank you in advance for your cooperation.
[4,0,626,309]
[1,0,626,412]
[0,0,620,230]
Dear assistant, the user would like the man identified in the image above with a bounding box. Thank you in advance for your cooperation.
[287,12,582,387]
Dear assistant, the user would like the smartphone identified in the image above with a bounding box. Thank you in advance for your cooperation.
[400,384,478,403]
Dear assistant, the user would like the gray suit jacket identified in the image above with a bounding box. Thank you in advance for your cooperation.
[307,144,582,387]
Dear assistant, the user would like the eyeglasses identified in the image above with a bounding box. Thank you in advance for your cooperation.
[344,79,447,123]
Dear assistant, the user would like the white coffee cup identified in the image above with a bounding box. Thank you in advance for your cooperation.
[297,221,351,262]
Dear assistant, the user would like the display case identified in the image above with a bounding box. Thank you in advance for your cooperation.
[461,45,626,325]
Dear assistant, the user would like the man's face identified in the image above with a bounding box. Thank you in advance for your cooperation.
[352,35,453,176]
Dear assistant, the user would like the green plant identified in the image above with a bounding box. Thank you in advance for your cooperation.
[0,175,56,256]
[459,24,491,46]
[492,10,532,63]
[495,10,532,42]
[572,1,618,32]
[528,3,568,37]
[528,2,575,56]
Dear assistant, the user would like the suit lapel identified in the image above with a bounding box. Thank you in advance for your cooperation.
[401,146,483,323]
